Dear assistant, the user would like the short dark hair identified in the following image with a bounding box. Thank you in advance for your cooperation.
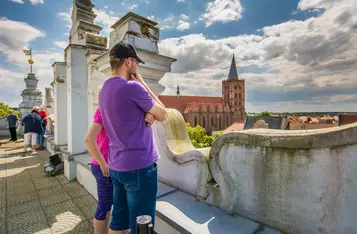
[110,58,125,71]
[31,110,38,114]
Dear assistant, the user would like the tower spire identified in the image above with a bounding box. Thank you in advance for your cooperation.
[228,53,239,80]
[176,84,181,99]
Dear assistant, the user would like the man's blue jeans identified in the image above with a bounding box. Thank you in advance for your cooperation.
[109,163,158,234]
[37,129,45,147]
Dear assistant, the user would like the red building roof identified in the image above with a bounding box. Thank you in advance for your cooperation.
[159,95,224,113]
[223,122,244,134]
[339,114,357,125]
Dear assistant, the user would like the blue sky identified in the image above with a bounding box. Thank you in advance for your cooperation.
[1,0,356,112]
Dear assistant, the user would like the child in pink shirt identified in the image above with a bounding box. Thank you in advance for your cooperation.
[85,107,112,234]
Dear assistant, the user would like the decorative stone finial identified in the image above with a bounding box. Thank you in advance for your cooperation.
[110,12,160,53]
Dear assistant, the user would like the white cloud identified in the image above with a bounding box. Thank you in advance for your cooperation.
[201,0,243,27]
[128,4,138,11]
[147,15,156,21]
[9,0,24,3]
[57,8,72,30]
[159,0,357,112]
[180,14,189,20]
[0,18,63,107]
[159,15,191,31]
[298,0,342,10]
[29,0,44,5]
[104,5,108,9]
[93,8,119,35]
[54,41,67,49]
[177,0,185,2]
[176,20,190,31]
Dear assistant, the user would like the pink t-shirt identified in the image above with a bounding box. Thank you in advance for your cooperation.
[91,108,110,166]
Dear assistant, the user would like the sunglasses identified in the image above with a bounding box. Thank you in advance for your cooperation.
[129,58,139,65]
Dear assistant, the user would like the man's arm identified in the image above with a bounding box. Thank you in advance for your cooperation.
[84,123,109,176]
[131,74,167,122]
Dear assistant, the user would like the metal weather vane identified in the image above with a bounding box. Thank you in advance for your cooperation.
[23,49,34,73]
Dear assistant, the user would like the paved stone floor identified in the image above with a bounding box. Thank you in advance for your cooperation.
[0,138,96,234]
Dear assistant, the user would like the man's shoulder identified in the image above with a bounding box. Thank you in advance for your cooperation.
[127,81,148,95]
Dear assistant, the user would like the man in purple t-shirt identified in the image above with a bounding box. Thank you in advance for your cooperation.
[99,41,167,234]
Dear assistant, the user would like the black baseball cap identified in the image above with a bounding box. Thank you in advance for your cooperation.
[109,41,145,64]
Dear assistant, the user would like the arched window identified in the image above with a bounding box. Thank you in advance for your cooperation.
[211,117,214,125]
[203,116,206,128]
[194,116,197,126]
[219,116,222,129]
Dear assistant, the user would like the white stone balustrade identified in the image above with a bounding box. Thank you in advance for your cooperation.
[206,122,357,234]
[152,109,212,198]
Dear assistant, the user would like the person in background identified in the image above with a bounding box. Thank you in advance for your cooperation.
[85,86,155,234]
[22,109,43,155]
[99,41,167,234]
[6,110,19,142]
[37,106,48,151]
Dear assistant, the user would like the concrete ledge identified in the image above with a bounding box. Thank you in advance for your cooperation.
[156,190,277,234]
[56,152,281,234]
[211,122,357,151]
[73,153,91,169]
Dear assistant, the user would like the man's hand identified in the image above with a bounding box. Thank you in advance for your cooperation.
[100,163,110,177]
[145,112,155,127]
[130,74,145,85]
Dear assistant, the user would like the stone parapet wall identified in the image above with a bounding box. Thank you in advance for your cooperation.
[208,123,357,234]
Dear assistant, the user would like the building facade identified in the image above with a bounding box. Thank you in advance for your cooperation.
[159,55,246,134]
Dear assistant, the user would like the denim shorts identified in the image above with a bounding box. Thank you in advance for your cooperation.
[109,163,158,234]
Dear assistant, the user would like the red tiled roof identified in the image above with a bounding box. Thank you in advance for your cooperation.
[159,95,224,113]
[223,122,244,134]
[339,115,357,125]
[290,123,337,130]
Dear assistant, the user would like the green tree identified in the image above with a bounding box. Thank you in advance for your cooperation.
[257,111,272,117]
[186,123,223,148]
[0,102,19,118]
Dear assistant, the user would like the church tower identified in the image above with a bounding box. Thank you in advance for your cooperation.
[222,54,246,122]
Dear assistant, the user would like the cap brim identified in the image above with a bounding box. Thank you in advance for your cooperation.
[136,56,145,64]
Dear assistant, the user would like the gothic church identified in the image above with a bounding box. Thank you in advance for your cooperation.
[159,55,246,134]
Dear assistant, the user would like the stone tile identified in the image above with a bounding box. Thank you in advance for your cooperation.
[7,184,35,196]
[39,190,71,207]
[33,177,60,191]
[63,182,89,198]
[255,225,284,234]
[7,200,41,217]
[43,200,85,219]
[66,220,94,234]
[7,192,38,206]
[7,222,52,234]
[56,174,69,185]
[37,185,66,199]
[0,195,5,208]
[0,207,6,234]
[73,194,97,219]
[48,215,89,234]
[6,161,26,169]
[7,210,47,232]
[0,170,6,178]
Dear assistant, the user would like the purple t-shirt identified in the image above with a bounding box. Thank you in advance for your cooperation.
[99,77,159,172]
